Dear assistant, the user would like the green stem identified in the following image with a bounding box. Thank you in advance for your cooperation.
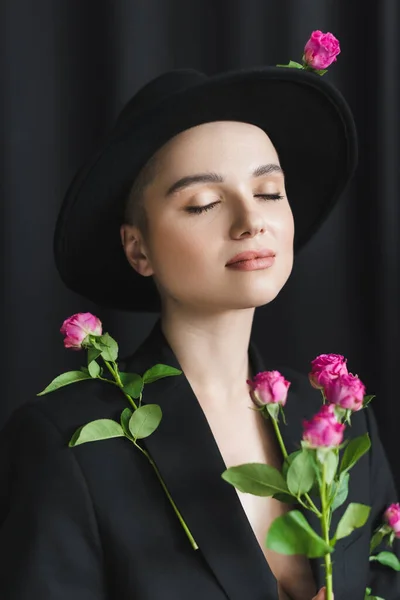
[101,358,197,550]
[321,462,333,600]
[111,361,123,387]
[296,495,312,511]
[271,417,288,460]
[270,418,321,518]
[133,441,198,551]
[103,360,119,382]
[305,495,322,518]
[103,361,137,410]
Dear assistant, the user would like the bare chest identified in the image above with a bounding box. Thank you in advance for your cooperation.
[202,400,317,600]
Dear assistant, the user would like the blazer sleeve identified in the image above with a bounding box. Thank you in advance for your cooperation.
[0,403,107,599]
[365,405,400,598]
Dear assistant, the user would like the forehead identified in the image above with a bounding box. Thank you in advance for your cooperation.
[153,121,280,174]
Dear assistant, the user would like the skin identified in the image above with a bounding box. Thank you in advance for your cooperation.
[121,120,294,403]
[121,121,329,600]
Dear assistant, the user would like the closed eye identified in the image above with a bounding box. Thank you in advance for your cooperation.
[254,194,284,201]
[186,202,220,214]
[186,193,284,215]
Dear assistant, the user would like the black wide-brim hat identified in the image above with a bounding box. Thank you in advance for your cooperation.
[54,66,357,313]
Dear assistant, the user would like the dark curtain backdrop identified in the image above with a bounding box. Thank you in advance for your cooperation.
[2,1,400,487]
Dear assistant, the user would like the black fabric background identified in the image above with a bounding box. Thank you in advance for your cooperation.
[2,1,399,488]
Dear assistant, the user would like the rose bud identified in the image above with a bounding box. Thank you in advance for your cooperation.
[325,373,366,412]
[303,404,345,448]
[304,30,341,70]
[247,371,291,407]
[60,312,102,350]
[385,504,400,538]
[308,353,348,390]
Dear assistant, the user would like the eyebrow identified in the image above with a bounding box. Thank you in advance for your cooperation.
[165,163,285,197]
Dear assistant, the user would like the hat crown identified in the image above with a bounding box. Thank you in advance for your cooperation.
[116,69,208,125]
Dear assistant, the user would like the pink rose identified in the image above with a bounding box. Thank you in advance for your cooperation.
[325,373,366,412]
[309,353,348,390]
[247,371,291,407]
[60,312,102,350]
[303,404,345,448]
[304,30,340,70]
[385,504,400,538]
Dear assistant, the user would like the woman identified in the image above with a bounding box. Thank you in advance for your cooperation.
[0,54,398,599]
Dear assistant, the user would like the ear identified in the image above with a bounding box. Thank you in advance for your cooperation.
[120,224,154,277]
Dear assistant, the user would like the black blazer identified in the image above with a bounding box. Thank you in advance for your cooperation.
[0,319,399,600]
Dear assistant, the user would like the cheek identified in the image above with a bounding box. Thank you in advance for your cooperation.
[275,205,295,250]
[275,209,295,278]
[147,217,208,276]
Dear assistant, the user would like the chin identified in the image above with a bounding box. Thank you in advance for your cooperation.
[227,290,282,310]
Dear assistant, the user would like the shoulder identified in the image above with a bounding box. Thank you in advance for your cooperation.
[0,376,137,515]
[1,377,127,454]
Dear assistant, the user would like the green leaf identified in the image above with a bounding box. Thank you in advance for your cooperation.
[333,405,347,421]
[37,371,92,396]
[340,434,371,474]
[92,333,119,362]
[142,364,182,384]
[364,589,384,600]
[335,502,371,540]
[273,492,297,503]
[282,450,302,479]
[370,551,400,571]
[316,447,331,464]
[287,450,315,496]
[88,359,100,378]
[129,404,162,439]
[266,510,333,558]
[330,471,349,511]
[325,450,339,484]
[344,409,353,425]
[276,60,304,70]
[120,407,133,438]
[363,394,376,408]
[370,528,387,553]
[69,419,125,447]
[222,463,289,497]
[121,373,144,399]
[88,346,102,364]
[266,403,280,421]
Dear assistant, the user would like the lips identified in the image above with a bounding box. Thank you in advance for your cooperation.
[226,249,276,266]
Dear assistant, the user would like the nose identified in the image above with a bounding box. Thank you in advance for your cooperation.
[228,198,267,239]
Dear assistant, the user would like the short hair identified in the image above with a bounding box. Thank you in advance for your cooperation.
[123,152,161,234]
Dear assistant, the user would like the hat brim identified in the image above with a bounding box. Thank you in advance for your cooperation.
[54,66,357,312]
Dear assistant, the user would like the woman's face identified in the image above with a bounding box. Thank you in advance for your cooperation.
[121,121,295,314]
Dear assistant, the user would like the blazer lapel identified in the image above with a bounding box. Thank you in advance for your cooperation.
[123,320,279,600]
[122,320,351,597]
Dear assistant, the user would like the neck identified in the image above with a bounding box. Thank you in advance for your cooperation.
[160,307,256,408]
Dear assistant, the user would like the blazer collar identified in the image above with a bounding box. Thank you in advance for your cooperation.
[122,319,327,599]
